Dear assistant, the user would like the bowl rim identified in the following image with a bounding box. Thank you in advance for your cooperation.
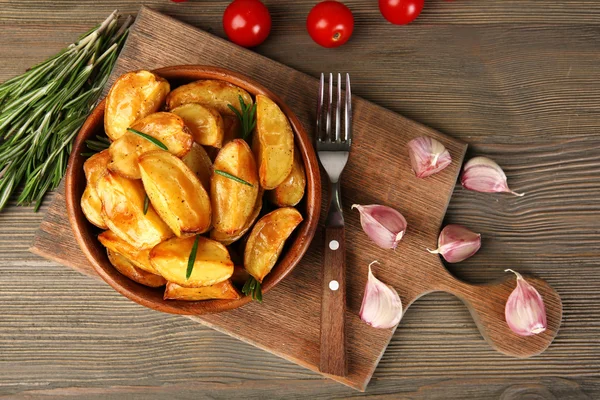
[65,65,321,315]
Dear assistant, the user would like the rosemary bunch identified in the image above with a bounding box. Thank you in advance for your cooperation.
[0,10,132,211]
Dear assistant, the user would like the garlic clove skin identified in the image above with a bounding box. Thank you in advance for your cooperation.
[428,224,481,263]
[352,204,407,250]
[460,156,524,196]
[504,269,547,336]
[359,261,403,329]
[407,136,452,178]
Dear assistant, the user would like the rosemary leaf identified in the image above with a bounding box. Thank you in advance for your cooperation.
[186,235,201,280]
[214,169,253,187]
[143,194,149,215]
[126,128,168,150]
[241,276,263,303]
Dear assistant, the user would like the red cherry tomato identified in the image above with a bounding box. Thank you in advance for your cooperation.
[379,0,425,25]
[223,0,272,48]
[307,1,354,48]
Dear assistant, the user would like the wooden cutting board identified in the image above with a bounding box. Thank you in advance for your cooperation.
[30,7,562,391]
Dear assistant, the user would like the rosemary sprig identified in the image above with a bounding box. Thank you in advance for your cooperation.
[126,128,168,150]
[0,11,131,212]
[82,135,111,156]
[242,276,263,302]
[227,95,257,141]
[214,169,253,187]
[186,235,201,280]
[143,194,150,215]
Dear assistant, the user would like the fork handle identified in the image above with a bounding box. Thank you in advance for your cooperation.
[320,225,347,376]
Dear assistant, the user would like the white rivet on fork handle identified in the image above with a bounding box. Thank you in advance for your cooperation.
[329,240,339,250]
[329,280,339,291]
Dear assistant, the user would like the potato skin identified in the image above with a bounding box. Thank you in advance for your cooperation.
[171,103,224,148]
[166,80,252,116]
[104,70,170,141]
[150,236,234,287]
[81,150,111,229]
[254,94,294,190]
[139,151,212,237]
[108,112,193,179]
[98,230,160,274]
[244,207,303,282]
[181,143,213,192]
[163,280,241,301]
[211,139,259,235]
[268,149,305,207]
[210,187,263,245]
[96,171,173,249]
[107,249,166,288]
[222,115,241,146]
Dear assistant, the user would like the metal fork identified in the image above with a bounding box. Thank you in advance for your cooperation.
[316,73,352,377]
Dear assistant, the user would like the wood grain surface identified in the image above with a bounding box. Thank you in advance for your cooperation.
[1,0,599,398]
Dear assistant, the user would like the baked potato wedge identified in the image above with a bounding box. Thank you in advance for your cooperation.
[150,236,234,287]
[97,230,159,274]
[163,280,241,301]
[139,151,212,237]
[104,70,170,141]
[268,149,306,207]
[96,171,173,249]
[107,249,166,288]
[222,115,241,146]
[181,142,213,191]
[108,112,193,179]
[166,80,252,116]
[81,150,111,229]
[210,187,263,245]
[211,139,259,235]
[171,103,225,148]
[253,94,294,189]
[244,207,303,282]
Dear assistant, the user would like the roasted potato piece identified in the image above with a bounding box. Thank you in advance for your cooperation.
[81,150,111,229]
[211,139,259,235]
[96,171,173,249]
[150,236,234,287]
[104,70,170,141]
[166,80,252,116]
[210,187,263,245]
[254,94,294,189]
[163,280,241,301]
[108,112,193,179]
[222,115,241,146]
[139,151,211,237]
[268,149,306,207]
[107,249,166,288]
[182,143,213,191]
[98,230,160,274]
[244,207,303,282]
[171,103,225,148]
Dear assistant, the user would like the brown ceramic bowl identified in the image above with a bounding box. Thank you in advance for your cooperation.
[65,65,321,315]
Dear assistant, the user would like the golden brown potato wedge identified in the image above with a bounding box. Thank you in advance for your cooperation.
[107,249,167,288]
[244,207,303,282]
[163,280,241,301]
[171,103,225,148]
[268,149,306,207]
[211,139,259,235]
[81,150,111,229]
[181,143,213,191]
[104,70,170,141]
[96,171,173,249]
[210,187,263,245]
[98,230,160,274]
[253,94,294,189]
[222,115,241,146]
[108,112,193,179]
[139,151,212,237]
[150,236,234,287]
[166,80,252,116]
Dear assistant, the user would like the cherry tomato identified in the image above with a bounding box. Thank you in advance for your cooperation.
[379,0,425,25]
[306,1,354,48]
[223,0,272,48]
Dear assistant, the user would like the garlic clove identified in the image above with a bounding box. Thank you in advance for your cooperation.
[504,269,547,336]
[359,261,403,329]
[461,156,524,196]
[407,136,452,178]
[352,204,407,250]
[427,224,481,263]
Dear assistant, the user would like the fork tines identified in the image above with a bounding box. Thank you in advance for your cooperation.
[316,73,352,145]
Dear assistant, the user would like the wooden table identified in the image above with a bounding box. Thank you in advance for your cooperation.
[1,1,599,398]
